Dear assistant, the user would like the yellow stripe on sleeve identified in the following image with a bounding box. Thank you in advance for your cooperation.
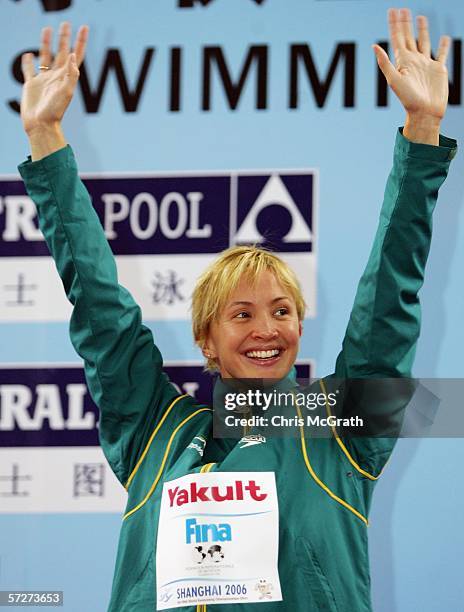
[123,408,212,520]
[125,394,189,490]
[319,379,382,481]
[296,404,369,526]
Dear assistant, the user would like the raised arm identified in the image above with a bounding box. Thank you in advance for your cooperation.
[18,25,181,485]
[329,10,457,477]
[336,9,455,380]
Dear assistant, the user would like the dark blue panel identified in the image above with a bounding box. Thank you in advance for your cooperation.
[1,172,315,257]
[0,362,312,446]
[235,173,314,252]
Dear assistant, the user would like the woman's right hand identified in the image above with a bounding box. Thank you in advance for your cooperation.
[21,22,88,136]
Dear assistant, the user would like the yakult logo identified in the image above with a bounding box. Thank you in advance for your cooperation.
[168,479,268,507]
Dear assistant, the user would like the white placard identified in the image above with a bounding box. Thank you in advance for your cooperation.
[156,471,282,609]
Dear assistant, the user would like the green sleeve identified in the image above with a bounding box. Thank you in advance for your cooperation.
[18,146,180,484]
[332,129,457,477]
[335,129,456,379]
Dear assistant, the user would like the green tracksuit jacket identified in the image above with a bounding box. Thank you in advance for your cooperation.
[19,130,456,612]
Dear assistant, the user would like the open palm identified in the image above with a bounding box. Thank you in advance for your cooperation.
[373,9,450,120]
[21,23,88,134]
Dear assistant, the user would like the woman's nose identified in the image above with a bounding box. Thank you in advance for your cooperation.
[250,316,278,340]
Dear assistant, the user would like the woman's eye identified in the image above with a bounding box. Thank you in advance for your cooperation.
[235,311,250,319]
[275,307,289,316]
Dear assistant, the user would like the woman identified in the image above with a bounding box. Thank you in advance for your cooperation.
[18,8,456,612]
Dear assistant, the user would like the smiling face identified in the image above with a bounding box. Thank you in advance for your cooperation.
[203,270,302,380]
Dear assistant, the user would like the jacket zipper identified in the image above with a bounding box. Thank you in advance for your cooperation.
[196,466,214,612]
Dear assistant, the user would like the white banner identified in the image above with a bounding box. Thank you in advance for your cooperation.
[0,253,316,322]
[0,447,126,513]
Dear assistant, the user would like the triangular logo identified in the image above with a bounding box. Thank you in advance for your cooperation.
[235,174,312,243]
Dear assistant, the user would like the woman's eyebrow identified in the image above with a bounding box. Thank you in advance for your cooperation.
[272,296,290,303]
[228,301,253,307]
[227,296,289,307]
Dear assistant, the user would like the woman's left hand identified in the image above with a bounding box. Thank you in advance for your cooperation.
[373,8,450,144]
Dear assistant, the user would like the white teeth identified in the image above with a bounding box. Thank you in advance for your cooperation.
[246,349,280,359]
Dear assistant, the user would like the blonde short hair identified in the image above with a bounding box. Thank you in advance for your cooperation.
[192,245,306,371]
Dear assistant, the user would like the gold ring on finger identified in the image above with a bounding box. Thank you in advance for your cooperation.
[39,65,50,71]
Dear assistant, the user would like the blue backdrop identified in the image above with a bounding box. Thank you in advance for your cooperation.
[0,1,463,611]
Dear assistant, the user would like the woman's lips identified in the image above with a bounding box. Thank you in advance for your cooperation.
[243,351,283,367]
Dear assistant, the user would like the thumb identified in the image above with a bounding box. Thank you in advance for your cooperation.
[372,44,396,83]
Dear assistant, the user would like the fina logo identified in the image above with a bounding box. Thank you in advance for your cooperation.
[234,173,314,251]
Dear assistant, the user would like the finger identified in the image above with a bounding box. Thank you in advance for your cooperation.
[65,53,80,84]
[416,15,431,57]
[21,53,36,83]
[54,21,71,67]
[398,8,417,52]
[39,26,53,68]
[58,53,80,99]
[73,25,89,67]
[388,8,405,59]
[372,44,397,84]
[436,35,451,64]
